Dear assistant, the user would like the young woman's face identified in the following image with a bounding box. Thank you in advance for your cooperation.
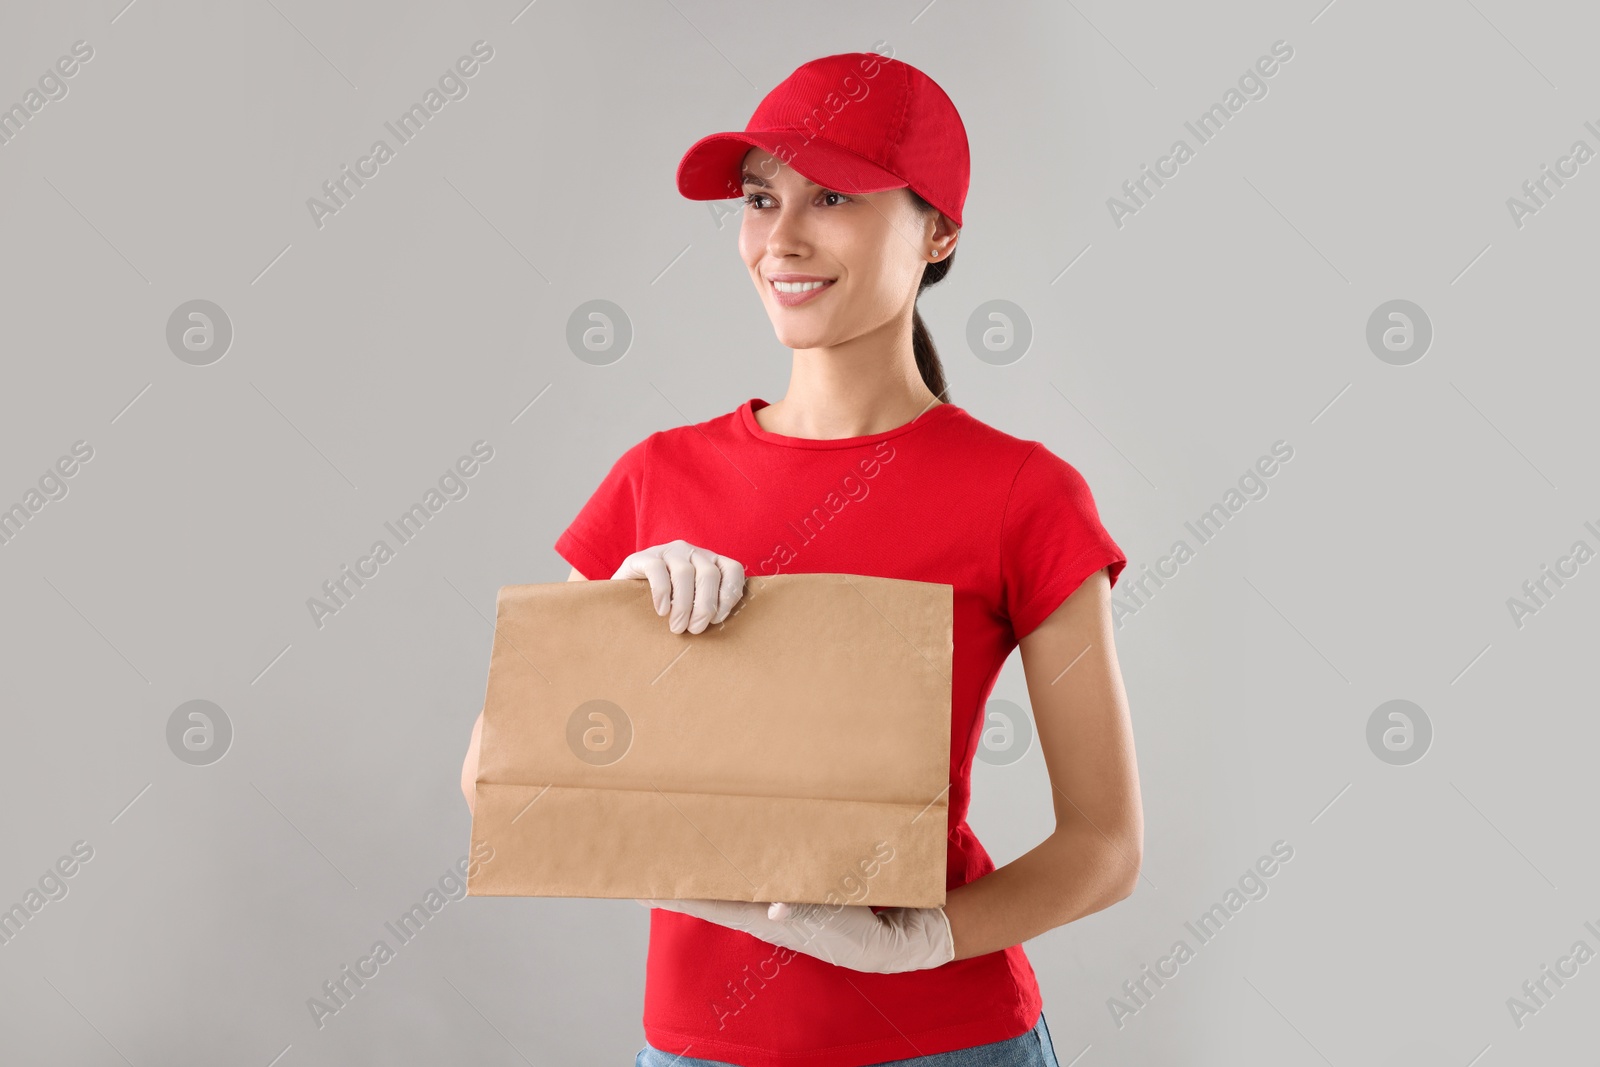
[738,147,937,352]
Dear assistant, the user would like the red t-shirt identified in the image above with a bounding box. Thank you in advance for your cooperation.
[555,397,1126,1067]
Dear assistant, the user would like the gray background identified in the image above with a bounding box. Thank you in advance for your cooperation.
[2,0,1596,1064]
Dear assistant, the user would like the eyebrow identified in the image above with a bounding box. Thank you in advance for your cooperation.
[739,170,820,190]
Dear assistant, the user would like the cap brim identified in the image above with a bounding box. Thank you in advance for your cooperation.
[676,130,909,201]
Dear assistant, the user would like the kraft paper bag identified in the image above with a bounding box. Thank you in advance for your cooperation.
[467,572,952,908]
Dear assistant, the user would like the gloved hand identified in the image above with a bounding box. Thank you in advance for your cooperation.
[612,540,746,635]
[635,897,955,974]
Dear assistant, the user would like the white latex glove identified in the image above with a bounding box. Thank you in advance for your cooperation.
[612,540,745,635]
[635,897,955,974]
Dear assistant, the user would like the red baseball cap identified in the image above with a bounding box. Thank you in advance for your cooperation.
[676,51,970,228]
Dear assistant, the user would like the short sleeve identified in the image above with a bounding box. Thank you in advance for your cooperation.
[554,434,652,580]
[1000,442,1126,640]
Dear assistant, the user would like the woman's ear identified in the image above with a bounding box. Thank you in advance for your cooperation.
[926,208,959,257]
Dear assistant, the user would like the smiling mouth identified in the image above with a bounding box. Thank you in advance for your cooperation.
[768,278,836,307]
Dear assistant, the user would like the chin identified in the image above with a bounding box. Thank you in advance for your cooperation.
[770,325,832,349]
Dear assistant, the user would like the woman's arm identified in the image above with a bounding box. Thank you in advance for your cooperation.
[940,567,1144,961]
[460,566,588,812]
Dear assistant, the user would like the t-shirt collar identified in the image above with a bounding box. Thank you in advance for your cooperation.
[738,397,959,450]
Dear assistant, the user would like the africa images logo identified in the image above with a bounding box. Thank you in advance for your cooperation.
[306,843,493,1029]
[305,41,495,230]
[756,440,897,575]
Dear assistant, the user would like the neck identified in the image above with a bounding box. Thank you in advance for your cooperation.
[761,318,944,439]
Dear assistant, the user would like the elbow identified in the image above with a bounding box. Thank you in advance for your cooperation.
[1105,833,1143,904]
[462,712,484,815]
[460,751,479,814]
[1055,828,1140,918]
[1113,856,1141,902]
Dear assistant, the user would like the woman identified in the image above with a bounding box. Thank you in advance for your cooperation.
[462,51,1142,1067]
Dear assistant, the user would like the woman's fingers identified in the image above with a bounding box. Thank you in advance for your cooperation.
[686,547,727,634]
[690,549,746,631]
[712,556,746,625]
[663,546,698,633]
[616,541,745,634]
[627,555,674,617]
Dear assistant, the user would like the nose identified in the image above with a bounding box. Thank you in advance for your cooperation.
[764,201,812,260]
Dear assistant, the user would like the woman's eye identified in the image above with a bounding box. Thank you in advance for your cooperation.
[742,191,848,208]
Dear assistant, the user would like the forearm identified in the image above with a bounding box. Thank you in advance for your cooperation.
[941,825,1138,962]
[461,710,483,812]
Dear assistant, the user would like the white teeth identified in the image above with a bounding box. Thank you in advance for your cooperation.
[772,280,831,293]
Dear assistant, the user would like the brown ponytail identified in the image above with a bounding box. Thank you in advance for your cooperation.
[907,189,955,403]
